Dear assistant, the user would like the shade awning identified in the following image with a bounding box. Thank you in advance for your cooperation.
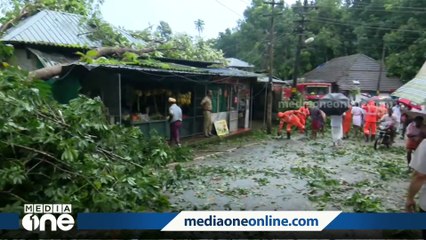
[391,77,426,105]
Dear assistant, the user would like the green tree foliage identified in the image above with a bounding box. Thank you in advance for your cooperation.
[216,0,426,82]
[157,21,173,41]
[194,19,205,37]
[0,65,191,212]
[0,0,104,29]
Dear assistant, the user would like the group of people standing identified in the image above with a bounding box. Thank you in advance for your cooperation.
[276,100,424,148]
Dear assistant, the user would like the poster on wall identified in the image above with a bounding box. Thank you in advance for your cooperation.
[214,120,229,137]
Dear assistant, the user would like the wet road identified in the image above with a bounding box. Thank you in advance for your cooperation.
[167,133,409,212]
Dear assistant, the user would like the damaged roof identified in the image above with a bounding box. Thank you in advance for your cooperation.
[1,10,144,48]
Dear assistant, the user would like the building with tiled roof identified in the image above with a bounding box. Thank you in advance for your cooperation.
[302,53,402,95]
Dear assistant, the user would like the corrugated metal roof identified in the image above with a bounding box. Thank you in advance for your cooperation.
[205,68,260,78]
[226,58,254,68]
[28,48,78,67]
[303,54,402,92]
[2,10,100,48]
[61,63,260,81]
[1,10,145,48]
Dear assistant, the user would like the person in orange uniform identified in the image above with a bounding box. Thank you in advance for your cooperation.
[277,110,305,139]
[363,100,378,142]
[342,105,352,139]
[294,111,307,126]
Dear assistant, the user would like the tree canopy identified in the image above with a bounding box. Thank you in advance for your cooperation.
[215,0,426,83]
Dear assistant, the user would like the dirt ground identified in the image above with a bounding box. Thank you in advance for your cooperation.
[166,129,411,213]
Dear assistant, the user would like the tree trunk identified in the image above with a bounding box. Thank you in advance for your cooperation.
[0,8,30,33]
[94,47,156,58]
[29,64,64,80]
[28,47,159,80]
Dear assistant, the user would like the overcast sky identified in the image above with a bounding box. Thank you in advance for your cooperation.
[101,0,297,39]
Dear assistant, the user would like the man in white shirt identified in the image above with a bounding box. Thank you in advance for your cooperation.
[379,108,398,143]
[351,102,364,138]
[406,139,426,239]
[392,103,402,132]
[168,97,183,147]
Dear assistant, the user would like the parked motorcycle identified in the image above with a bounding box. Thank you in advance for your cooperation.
[374,123,394,150]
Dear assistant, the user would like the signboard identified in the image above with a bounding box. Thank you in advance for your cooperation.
[214,120,229,137]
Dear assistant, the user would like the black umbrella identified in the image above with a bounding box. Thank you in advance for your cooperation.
[318,93,350,115]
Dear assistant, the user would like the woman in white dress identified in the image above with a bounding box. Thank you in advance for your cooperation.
[351,102,364,138]
[330,115,343,146]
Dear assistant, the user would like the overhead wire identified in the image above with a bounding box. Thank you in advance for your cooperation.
[311,16,425,33]
[215,0,245,18]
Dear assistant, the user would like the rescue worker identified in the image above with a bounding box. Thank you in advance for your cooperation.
[294,111,307,126]
[277,110,305,139]
[342,105,352,139]
[363,100,378,142]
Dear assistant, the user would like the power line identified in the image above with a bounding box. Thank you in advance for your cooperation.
[312,17,425,33]
[215,0,244,18]
[345,2,426,11]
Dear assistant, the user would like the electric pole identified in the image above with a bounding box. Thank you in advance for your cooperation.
[292,0,309,90]
[376,43,386,96]
[264,0,282,134]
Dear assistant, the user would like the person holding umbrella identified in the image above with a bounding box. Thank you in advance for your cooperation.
[318,93,349,145]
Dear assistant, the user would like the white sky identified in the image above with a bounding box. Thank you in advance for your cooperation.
[101,0,297,39]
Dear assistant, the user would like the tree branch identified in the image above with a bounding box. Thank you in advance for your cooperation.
[0,7,30,33]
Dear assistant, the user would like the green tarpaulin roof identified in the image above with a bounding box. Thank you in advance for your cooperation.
[392,61,426,105]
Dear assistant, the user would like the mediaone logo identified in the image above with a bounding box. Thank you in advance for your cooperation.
[22,204,74,231]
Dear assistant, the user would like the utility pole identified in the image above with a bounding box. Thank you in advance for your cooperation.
[292,0,309,90]
[376,44,386,96]
[264,0,282,134]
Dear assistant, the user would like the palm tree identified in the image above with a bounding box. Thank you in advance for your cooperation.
[194,19,205,37]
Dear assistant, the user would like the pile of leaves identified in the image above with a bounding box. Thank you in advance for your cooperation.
[0,66,192,212]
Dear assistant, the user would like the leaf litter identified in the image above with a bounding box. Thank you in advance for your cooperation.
[166,132,410,213]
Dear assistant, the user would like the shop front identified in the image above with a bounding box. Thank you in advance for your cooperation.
[52,63,257,139]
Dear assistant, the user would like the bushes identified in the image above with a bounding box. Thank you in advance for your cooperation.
[0,66,190,212]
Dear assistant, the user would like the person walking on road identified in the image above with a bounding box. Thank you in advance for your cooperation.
[363,101,378,142]
[330,114,343,146]
[201,90,213,137]
[343,105,352,139]
[405,138,426,239]
[310,106,322,140]
[351,102,364,138]
[406,116,425,166]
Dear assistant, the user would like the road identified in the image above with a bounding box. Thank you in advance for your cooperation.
[166,132,410,213]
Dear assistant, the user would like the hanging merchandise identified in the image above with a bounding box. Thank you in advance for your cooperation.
[224,89,228,98]
[234,96,238,104]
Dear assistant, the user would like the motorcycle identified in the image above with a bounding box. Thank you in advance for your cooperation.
[374,123,394,150]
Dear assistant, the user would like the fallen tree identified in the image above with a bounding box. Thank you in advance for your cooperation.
[28,46,161,80]
[0,65,192,212]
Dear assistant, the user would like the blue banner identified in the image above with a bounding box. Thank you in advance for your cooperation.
[1,212,426,231]
[0,213,20,230]
[77,213,178,230]
[326,213,426,230]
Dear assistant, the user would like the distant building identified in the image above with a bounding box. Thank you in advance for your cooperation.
[226,58,255,72]
[302,53,402,97]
